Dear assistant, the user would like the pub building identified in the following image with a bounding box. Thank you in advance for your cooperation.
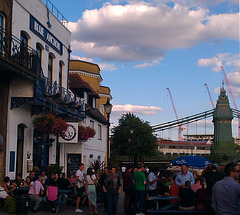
[0,0,86,180]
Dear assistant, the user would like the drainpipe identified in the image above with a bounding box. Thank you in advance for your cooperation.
[67,45,72,91]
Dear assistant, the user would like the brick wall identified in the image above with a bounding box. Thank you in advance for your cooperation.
[0,78,9,182]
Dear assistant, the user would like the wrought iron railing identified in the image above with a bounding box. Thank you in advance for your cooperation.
[0,27,41,77]
[35,75,85,112]
[45,0,68,28]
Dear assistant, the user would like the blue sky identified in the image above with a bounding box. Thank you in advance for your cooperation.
[47,0,239,139]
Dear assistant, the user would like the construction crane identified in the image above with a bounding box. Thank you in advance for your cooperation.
[221,66,240,137]
[204,83,214,109]
[166,87,182,141]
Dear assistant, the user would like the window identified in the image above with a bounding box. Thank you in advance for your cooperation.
[59,61,63,88]
[20,32,28,47]
[90,120,94,129]
[48,54,53,83]
[99,105,104,115]
[88,95,93,107]
[36,43,42,65]
[98,124,102,140]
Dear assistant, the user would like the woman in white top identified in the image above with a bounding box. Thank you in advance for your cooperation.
[85,168,98,215]
[0,177,15,199]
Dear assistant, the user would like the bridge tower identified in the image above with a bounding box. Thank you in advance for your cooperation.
[211,87,236,164]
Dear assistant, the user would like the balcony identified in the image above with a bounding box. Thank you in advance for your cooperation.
[34,76,85,119]
[0,27,41,77]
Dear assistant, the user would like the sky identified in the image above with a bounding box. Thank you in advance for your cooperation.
[47,0,239,140]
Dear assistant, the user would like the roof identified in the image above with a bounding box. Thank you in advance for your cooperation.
[85,104,108,125]
[69,73,100,98]
[70,60,101,75]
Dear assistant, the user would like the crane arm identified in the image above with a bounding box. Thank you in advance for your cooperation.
[204,83,214,109]
[166,87,182,140]
[221,66,240,137]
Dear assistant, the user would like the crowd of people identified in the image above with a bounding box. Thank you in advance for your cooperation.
[122,162,240,215]
[0,161,240,215]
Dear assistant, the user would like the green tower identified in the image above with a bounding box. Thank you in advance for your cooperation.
[211,87,236,164]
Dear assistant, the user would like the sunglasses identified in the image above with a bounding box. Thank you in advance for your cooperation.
[234,170,240,173]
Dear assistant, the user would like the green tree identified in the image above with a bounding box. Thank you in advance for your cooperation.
[111,113,157,165]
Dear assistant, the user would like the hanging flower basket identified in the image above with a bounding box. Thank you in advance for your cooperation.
[78,125,96,141]
[33,113,69,136]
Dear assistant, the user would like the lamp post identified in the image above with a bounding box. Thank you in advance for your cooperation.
[130,128,134,165]
[104,99,112,167]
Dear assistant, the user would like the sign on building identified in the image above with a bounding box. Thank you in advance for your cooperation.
[59,122,78,143]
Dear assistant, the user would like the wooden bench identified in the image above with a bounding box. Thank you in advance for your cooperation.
[147,209,207,214]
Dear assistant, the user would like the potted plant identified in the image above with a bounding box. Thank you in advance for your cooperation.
[33,113,68,136]
[78,125,96,141]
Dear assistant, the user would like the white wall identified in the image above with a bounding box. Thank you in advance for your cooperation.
[6,0,71,179]
[7,104,33,179]
[12,0,71,89]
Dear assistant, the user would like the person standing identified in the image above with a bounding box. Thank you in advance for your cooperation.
[104,167,121,215]
[85,168,98,215]
[99,167,109,212]
[212,162,240,215]
[75,163,85,213]
[123,166,133,214]
[202,164,224,215]
[147,168,159,197]
[28,176,44,213]
[133,163,146,215]
[175,165,195,187]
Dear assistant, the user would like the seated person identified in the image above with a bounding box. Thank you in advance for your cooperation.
[46,179,58,213]
[0,177,13,199]
[40,171,47,187]
[195,180,206,211]
[57,173,73,190]
[179,181,195,211]
[157,177,170,208]
[1,177,17,197]
[28,176,45,213]
[169,175,179,204]
[191,176,203,193]
[21,176,33,188]
[15,174,24,187]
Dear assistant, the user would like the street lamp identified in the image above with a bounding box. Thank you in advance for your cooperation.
[104,99,112,167]
[130,128,134,165]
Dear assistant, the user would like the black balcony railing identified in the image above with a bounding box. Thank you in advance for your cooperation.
[45,0,68,28]
[35,76,85,113]
[0,27,41,77]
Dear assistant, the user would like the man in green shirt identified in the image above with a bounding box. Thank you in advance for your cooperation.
[133,163,146,215]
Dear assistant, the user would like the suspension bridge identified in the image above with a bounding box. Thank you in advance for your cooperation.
[152,108,240,134]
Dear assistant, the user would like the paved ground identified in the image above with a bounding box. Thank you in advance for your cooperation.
[0,191,125,215]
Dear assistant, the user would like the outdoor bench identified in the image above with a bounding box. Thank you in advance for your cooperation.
[53,199,67,213]
[147,209,207,214]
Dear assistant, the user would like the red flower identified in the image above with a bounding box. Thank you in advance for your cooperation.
[78,125,96,141]
[33,113,68,136]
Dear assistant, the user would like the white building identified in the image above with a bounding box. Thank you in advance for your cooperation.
[0,0,85,179]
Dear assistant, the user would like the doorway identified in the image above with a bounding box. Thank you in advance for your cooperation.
[16,124,25,178]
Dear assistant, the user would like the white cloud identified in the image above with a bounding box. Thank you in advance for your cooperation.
[198,53,240,98]
[71,55,117,71]
[99,62,118,71]
[71,55,95,63]
[69,2,239,62]
[111,104,163,118]
[134,58,162,68]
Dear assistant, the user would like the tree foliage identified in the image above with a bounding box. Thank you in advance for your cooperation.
[111,113,158,164]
